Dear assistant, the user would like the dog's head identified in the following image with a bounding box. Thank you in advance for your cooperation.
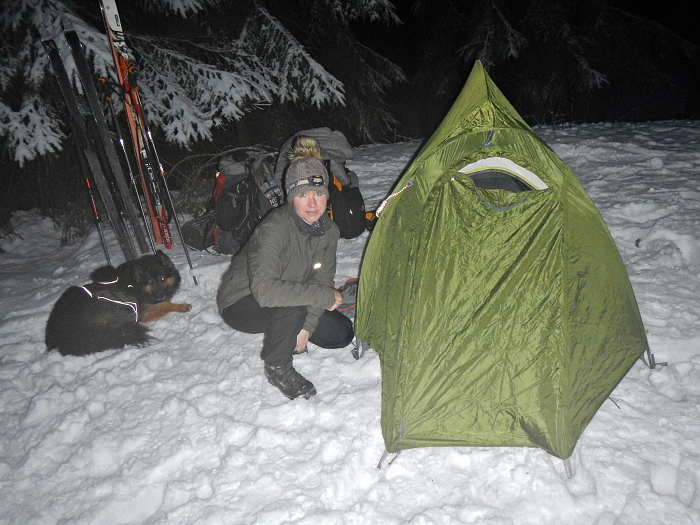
[118,250,181,305]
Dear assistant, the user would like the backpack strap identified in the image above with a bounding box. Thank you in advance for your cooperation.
[323,159,344,191]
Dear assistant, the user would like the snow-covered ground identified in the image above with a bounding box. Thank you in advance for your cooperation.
[1,121,700,525]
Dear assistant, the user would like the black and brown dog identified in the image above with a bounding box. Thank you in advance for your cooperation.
[45,250,192,356]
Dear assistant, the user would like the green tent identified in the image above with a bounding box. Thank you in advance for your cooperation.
[355,61,648,460]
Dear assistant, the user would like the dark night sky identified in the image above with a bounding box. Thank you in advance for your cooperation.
[612,0,699,44]
[355,1,700,78]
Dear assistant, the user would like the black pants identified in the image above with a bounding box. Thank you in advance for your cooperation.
[221,294,354,366]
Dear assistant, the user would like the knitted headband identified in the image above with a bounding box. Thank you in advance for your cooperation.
[285,156,329,199]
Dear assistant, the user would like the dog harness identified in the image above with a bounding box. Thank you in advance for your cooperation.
[80,280,139,323]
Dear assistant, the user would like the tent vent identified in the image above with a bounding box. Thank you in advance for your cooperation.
[470,170,531,192]
[483,130,496,147]
[459,157,548,190]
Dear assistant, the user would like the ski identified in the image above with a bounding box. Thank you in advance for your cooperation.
[97,76,156,254]
[63,26,152,257]
[99,0,197,281]
[99,0,172,246]
[99,0,169,248]
[41,34,136,263]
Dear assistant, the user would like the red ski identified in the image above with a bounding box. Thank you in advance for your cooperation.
[100,0,171,248]
[99,0,197,282]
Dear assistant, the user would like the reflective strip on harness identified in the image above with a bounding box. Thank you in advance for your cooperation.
[80,286,139,322]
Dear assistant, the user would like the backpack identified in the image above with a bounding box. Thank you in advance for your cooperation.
[275,128,374,238]
[325,161,372,239]
[181,151,281,254]
[181,211,216,252]
[274,128,355,184]
[214,153,282,255]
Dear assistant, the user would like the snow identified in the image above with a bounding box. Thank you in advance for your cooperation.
[2,120,700,524]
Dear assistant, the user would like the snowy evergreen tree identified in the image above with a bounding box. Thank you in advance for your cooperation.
[0,0,404,166]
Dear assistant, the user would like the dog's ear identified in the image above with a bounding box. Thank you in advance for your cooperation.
[90,265,118,283]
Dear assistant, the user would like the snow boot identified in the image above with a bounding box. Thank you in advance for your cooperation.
[264,362,316,400]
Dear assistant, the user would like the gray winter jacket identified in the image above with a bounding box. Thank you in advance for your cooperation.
[217,204,340,334]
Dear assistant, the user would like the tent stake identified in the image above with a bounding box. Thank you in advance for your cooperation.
[563,458,575,480]
[643,348,667,370]
[376,450,401,469]
[352,338,369,360]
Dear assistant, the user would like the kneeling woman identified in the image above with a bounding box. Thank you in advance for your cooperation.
[217,156,354,400]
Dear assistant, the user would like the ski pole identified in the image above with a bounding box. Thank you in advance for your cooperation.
[134,91,197,283]
[136,121,173,248]
[85,178,111,265]
[122,71,171,249]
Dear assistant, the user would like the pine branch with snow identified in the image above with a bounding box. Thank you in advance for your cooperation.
[239,7,345,108]
[0,0,404,164]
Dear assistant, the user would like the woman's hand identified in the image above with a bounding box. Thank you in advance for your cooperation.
[328,288,343,311]
[295,329,310,353]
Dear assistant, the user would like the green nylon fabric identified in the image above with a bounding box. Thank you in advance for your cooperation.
[356,61,648,459]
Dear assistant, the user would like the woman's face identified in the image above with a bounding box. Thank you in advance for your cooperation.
[292,190,328,224]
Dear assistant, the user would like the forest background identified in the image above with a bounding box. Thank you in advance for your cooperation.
[0,0,698,241]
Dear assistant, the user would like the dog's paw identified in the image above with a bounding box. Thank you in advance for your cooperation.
[177,303,192,313]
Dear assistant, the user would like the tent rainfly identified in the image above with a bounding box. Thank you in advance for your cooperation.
[355,61,649,461]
